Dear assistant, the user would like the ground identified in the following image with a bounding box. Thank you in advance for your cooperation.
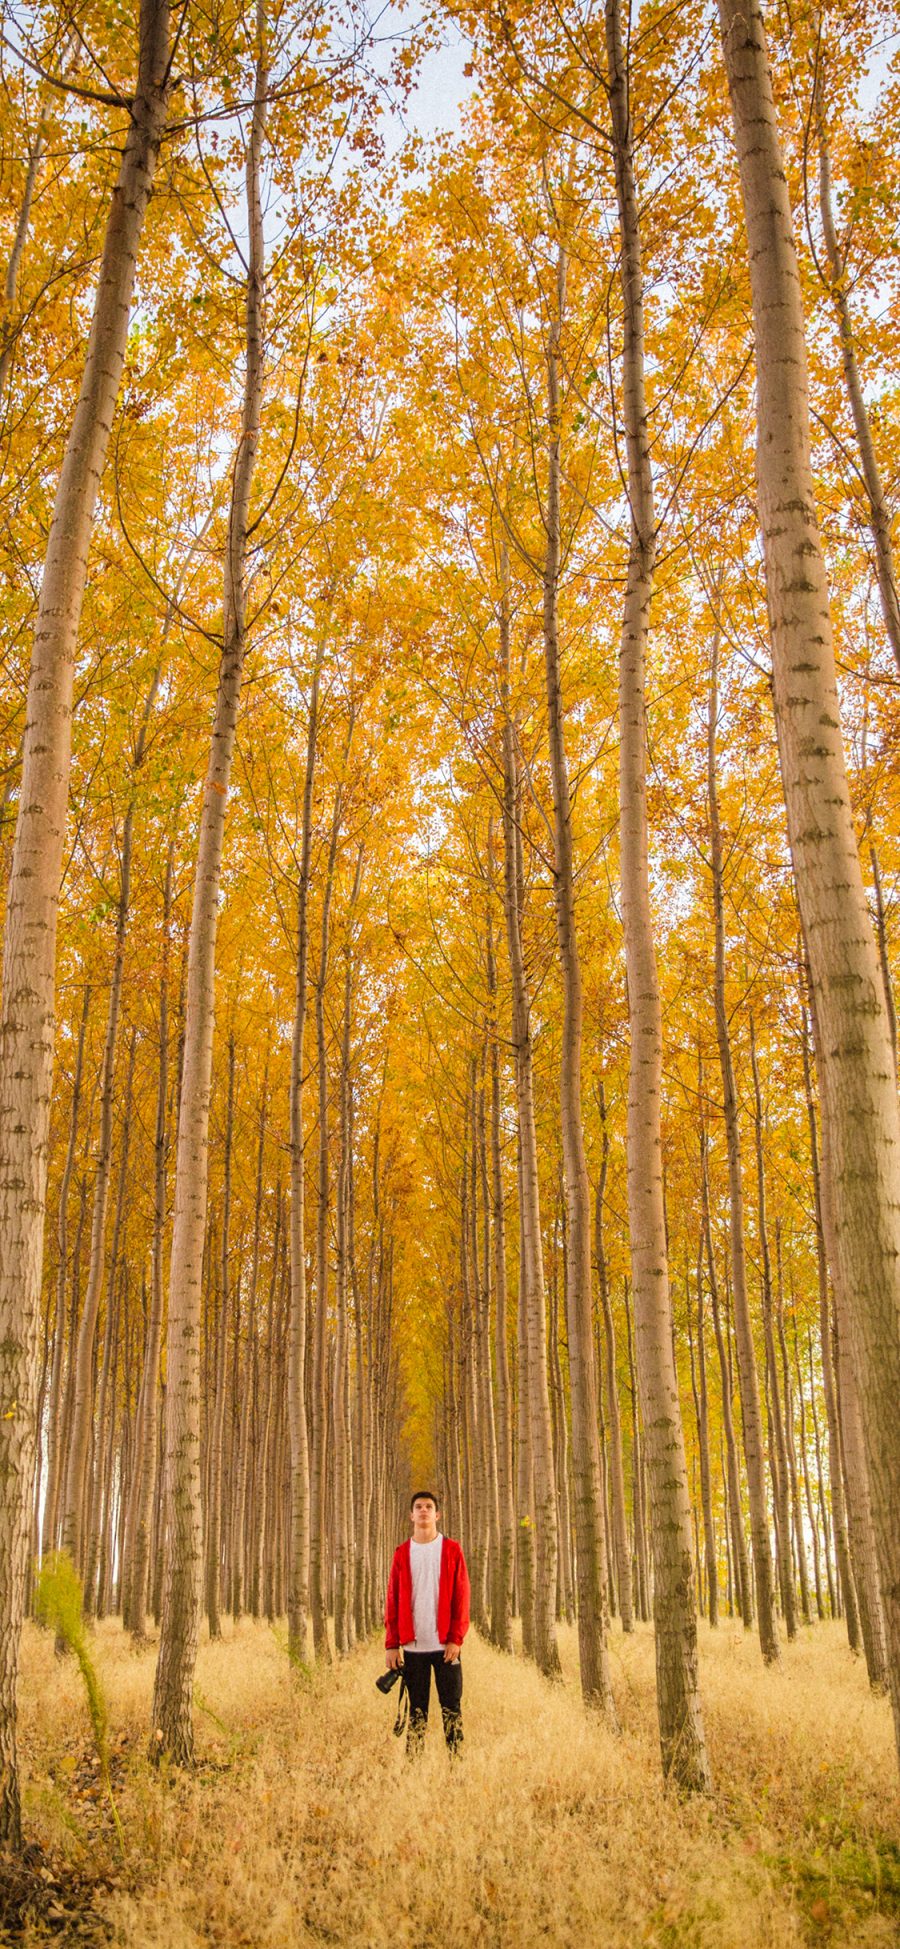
[2,1614,898,1946]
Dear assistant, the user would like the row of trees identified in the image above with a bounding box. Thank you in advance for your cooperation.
[0,0,899,1838]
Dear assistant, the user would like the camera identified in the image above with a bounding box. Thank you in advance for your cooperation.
[375,1665,403,1694]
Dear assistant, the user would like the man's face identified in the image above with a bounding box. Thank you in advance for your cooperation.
[411,1497,439,1540]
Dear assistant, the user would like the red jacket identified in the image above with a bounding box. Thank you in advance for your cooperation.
[384,1536,470,1651]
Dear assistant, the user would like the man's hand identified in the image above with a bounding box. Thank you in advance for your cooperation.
[443,1642,461,1663]
[385,1647,403,1671]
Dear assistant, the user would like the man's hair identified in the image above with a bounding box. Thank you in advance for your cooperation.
[409,1489,440,1510]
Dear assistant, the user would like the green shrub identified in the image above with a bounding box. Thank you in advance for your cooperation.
[34,1552,124,1854]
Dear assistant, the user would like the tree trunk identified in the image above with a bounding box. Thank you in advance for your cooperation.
[310,776,345,1663]
[475,1042,504,1645]
[87,1268,121,1621]
[595,1094,633,1633]
[0,104,49,403]
[595,1276,615,1619]
[749,1021,795,1639]
[447,1314,464,1562]
[464,1072,489,1631]
[151,27,268,1763]
[775,1226,811,1625]
[688,1227,718,1630]
[232,1073,267,1624]
[707,629,778,1660]
[55,1182,89,1555]
[352,1106,370,1641]
[607,0,709,1789]
[700,1103,751,1628]
[0,2,170,1829]
[542,242,616,1719]
[718,0,900,1761]
[231,1068,266,1629]
[869,846,898,1077]
[514,1137,536,1658]
[84,1031,135,1612]
[801,997,859,1646]
[62,836,132,1566]
[333,859,362,1655]
[488,902,515,1653]
[259,1214,283,1620]
[287,649,321,1666]
[205,1038,233,1640]
[807,1323,837,1618]
[809,987,889,1689]
[812,89,900,674]
[548,1201,574,1628]
[499,555,559,1678]
[122,844,172,1636]
[831,1260,889,1690]
[623,1279,650,1623]
[793,1317,824,1620]
[42,984,91,1560]
[462,1124,489,1632]
[63,648,163,1566]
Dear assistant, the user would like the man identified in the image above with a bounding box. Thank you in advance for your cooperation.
[384,1490,470,1755]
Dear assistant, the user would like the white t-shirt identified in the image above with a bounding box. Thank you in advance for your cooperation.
[403,1536,444,1652]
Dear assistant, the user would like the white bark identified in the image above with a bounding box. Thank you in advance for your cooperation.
[0,0,170,1842]
[607,0,710,1791]
[499,551,560,1678]
[718,0,900,1761]
[288,650,321,1666]
[151,20,268,1762]
[543,244,616,1720]
[123,841,173,1638]
[708,639,779,1663]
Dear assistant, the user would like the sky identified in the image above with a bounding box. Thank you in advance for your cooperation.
[405,21,475,137]
[370,2,477,147]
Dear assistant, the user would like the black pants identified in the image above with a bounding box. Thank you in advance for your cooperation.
[403,1651,463,1755]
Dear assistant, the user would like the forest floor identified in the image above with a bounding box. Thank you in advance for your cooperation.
[2,1613,899,1947]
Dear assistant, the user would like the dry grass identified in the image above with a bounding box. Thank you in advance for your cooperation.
[11,1612,900,1947]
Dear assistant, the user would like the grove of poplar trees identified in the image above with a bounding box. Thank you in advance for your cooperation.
[1,0,900,1874]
